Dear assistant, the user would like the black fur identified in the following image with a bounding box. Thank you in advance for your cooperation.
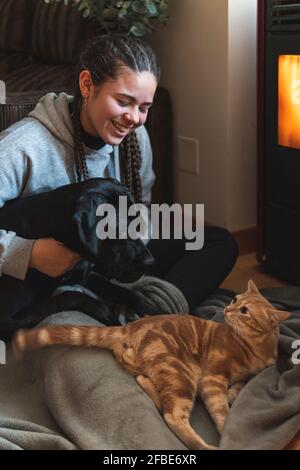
[0,178,154,338]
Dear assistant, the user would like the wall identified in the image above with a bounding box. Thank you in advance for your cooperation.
[227,0,257,231]
[149,0,257,231]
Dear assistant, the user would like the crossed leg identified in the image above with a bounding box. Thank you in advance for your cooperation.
[140,366,217,450]
[162,397,217,450]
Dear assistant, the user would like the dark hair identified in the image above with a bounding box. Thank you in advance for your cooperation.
[72,34,160,202]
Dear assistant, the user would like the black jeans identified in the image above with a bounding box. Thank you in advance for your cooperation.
[147,226,238,311]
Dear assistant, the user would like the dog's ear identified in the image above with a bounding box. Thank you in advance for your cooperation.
[72,194,104,261]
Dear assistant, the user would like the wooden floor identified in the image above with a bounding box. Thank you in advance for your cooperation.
[220,252,287,293]
[220,253,300,450]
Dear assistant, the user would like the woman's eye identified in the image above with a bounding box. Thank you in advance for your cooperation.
[140,108,147,113]
[240,306,248,314]
[117,100,129,107]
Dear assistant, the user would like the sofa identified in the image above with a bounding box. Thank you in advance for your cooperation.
[0,0,173,204]
[0,0,94,98]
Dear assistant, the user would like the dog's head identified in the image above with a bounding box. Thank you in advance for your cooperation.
[72,178,154,283]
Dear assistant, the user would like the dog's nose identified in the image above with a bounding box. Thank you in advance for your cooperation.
[142,254,155,270]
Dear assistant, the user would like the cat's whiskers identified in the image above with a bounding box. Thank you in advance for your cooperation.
[227,314,244,348]
[232,323,242,345]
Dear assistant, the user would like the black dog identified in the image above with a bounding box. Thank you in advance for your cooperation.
[0,178,154,338]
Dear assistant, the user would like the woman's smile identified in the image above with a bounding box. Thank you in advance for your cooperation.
[111,120,133,136]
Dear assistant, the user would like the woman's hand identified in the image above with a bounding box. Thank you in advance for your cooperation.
[29,238,81,278]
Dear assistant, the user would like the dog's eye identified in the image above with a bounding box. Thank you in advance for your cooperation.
[240,306,248,314]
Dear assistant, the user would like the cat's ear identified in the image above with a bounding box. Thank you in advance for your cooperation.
[272,309,291,322]
[268,308,291,326]
[247,279,260,294]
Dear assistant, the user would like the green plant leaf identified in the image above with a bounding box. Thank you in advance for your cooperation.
[158,12,168,23]
[157,0,168,12]
[102,7,118,19]
[132,1,146,14]
[145,2,157,17]
[129,21,148,36]
[43,0,169,37]
[118,8,128,18]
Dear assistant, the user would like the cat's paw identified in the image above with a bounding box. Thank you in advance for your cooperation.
[200,444,219,451]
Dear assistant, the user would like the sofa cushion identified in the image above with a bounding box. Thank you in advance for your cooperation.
[0,102,36,133]
[32,0,95,65]
[0,0,33,53]
[0,53,33,79]
[4,63,76,96]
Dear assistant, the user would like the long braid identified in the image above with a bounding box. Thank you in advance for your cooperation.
[72,91,89,182]
[120,131,142,203]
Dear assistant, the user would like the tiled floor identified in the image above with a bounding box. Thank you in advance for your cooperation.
[220,252,287,293]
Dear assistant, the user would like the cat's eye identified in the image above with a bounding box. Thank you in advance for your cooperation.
[231,297,237,304]
[240,306,249,314]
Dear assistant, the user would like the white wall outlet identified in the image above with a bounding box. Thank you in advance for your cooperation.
[177,136,199,175]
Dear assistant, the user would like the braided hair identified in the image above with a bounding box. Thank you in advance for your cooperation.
[72,34,160,202]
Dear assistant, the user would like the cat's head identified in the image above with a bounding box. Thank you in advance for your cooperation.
[224,280,290,345]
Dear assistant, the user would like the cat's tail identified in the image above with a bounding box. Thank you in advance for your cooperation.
[12,324,125,358]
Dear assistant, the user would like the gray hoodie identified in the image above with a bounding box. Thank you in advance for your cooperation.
[0,92,155,281]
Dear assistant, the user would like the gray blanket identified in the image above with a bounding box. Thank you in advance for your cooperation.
[0,286,299,450]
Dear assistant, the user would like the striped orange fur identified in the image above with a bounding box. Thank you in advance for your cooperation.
[12,280,290,450]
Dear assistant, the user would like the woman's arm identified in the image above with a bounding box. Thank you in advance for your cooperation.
[0,126,80,280]
[0,131,35,280]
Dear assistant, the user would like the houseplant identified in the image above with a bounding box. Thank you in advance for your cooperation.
[44,0,169,37]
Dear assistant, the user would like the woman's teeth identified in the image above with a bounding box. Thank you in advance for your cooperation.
[111,120,130,133]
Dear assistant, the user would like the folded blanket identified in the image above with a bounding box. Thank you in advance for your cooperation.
[0,287,298,450]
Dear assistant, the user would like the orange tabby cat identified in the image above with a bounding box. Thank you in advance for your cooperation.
[12,280,290,450]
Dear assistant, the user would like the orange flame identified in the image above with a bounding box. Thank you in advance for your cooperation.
[278,55,300,149]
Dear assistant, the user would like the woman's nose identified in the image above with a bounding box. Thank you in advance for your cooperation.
[124,109,140,125]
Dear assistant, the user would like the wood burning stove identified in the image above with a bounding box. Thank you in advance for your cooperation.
[258,0,300,284]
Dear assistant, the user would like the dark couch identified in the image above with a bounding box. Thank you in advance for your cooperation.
[0,0,173,203]
[0,0,94,97]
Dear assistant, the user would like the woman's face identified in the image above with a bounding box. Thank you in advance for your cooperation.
[80,67,157,145]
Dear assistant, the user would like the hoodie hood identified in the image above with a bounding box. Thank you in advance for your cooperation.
[29,92,76,148]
